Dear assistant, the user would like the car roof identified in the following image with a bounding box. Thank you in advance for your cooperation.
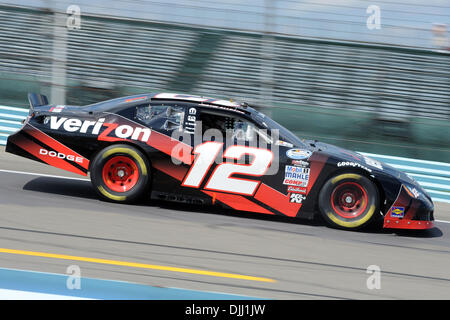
[84,92,251,115]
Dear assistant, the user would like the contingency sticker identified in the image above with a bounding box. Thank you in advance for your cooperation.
[283,165,310,187]
[289,193,306,203]
[184,107,197,134]
[405,185,420,198]
[287,186,307,194]
[391,206,405,218]
[49,105,65,113]
[286,149,312,160]
[291,160,309,167]
[363,156,383,170]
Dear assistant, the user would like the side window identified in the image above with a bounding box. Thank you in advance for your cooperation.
[199,111,271,144]
[135,103,185,132]
[199,112,230,137]
[232,119,256,142]
[164,105,185,131]
[136,104,166,124]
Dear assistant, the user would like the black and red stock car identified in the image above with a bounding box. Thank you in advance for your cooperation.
[5,93,434,230]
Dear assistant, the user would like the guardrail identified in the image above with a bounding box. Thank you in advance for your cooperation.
[359,152,450,204]
[0,106,28,145]
[1,106,449,203]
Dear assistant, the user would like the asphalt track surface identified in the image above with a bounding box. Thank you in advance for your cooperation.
[0,146,449,299]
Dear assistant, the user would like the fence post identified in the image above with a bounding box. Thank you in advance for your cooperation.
[260,0,276,116]
[49,9,68,106]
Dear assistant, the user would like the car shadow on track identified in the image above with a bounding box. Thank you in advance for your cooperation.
[22,177,442,238]
[23,177,98,200]
[115,199,444,238]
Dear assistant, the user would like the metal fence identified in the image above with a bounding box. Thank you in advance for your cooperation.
[0,4,449,162]
[3,0,450,49]
[1,5,449,117]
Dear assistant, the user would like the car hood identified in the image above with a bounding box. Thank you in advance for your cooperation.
[307,140,417,184]
[310,140,434,202]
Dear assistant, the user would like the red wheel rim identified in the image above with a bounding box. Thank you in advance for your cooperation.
[330,182,368,219]
[102,156,139,193]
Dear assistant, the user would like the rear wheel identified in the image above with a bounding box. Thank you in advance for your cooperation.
[90,144,150,203]
[318,173,380,230]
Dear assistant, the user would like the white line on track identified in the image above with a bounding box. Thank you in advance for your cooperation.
[1,168,450,224]
[0,289,93,300]
[0,169,89,181]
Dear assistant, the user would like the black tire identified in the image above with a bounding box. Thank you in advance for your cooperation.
[318,173,380,230]
[90,144,150,203]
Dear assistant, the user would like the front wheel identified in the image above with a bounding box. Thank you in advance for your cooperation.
[90,144,150,203]
[318,173,380,230]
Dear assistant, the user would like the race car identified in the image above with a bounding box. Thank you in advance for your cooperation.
[5,92,434,230]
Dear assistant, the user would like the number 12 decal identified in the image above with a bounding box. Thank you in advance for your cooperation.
[182,142,273,195]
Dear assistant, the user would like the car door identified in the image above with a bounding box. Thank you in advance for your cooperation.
[182,109,276,199]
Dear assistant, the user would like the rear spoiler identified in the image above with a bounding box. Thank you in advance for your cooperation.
[28,93,49,110]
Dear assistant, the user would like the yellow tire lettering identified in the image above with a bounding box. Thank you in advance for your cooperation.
[327,204,376,228]
[98,186,126,201]
[331,173,361,184]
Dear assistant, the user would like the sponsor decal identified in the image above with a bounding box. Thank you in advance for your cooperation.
[391,206,405,218]
[48,116,151,142]
[410,188,420,198]
[286,148,312,160]
[406,185,420,198]
[363,156,383,170]
[289,193,305,203]
[283,165,310,187]
[185,107,197,134]
[39,148,84,164]
[275,140,293,148]
[49,105,65,113]
[125,96,147,103]
[337,161,372,173]
[291,160,309,167]
[287,186,307,194]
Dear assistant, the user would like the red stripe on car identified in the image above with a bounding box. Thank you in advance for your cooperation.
[152,160,189,181]
[24,124,90,170]
[8,134,87,176]
[254,183,301,217]
[203,191,274,215]
[146,131,193,165]
[305,154,327,194]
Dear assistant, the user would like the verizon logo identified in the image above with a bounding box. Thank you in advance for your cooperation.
[49,117,151,142]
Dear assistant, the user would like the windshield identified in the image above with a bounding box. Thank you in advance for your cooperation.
[252,110,307,147]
